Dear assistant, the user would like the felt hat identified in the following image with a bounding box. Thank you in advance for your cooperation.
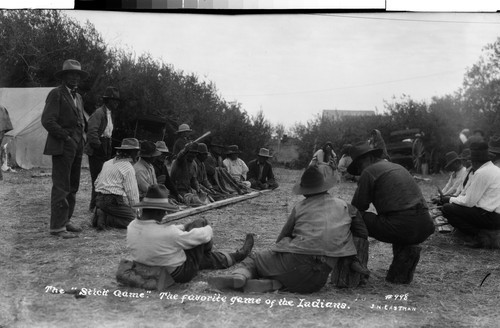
[257,148,272,158]
[347,141,383,176]
[444,151,461,169]
[459,148,471,160]
[226,145,242,154]
[292,166,336,195]
[115,138,140,150]
[102,86,121,100]
[140,140,161,158]
[155,141,170,153]
[176,124,192,134]
[186,142,200,153]
[197,143,209,154]
[488,135,500,154]
[133,184,178,211]
[54,59,89,80]
[470,141,490,162]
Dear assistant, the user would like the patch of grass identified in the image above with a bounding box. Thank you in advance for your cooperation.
[1,168,499,328]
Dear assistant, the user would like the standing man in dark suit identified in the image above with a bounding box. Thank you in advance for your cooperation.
[85,86,120,212]
[41,59,88,239]
[247,148,279,190]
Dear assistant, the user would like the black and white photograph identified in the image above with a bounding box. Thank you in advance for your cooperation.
[1,4,500,327]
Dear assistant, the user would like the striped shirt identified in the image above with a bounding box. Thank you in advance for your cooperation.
[95,157,140,206]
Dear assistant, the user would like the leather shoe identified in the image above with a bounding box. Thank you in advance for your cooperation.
[50,231,78,239]
[208,274,247,290]
[231,233,254,262]
[66,223,82,233]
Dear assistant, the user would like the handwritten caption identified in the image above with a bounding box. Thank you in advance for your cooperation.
[44,285,350,309]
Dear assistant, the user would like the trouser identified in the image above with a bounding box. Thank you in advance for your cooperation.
[362,209,434,245]
[170,218,233,283]
[234,250,332,294]
[88,138,111,210]
[442,203,500,235]
[49,138,83,233]
[96,193,136,229]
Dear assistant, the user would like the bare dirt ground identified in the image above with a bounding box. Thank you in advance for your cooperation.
[1,167,499,328]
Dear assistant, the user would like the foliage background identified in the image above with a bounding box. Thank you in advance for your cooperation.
[1,10,499,165]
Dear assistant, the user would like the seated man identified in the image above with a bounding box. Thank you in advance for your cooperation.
[126,184,254,285]
[440,151,467,196]
[247,148,279,190]
[152,141,183,203]
[337,144,355,182]
[194,143,227,201]
[223,145,251,188]
[93,138,141,230]
[440,141,500,248]
[134,140,161,200]
[348,141,434,284]
[208,166,369,294]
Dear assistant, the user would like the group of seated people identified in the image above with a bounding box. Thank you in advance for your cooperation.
[432,135,500,248]
[91,124,279,230]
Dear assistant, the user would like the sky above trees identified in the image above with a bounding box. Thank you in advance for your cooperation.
[62,12,500,128]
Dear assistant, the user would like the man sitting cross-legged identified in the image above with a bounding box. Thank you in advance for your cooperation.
[208,166,369,294]
[125,184,254,285]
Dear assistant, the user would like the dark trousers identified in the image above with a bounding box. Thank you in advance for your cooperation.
[171,218,232,283]
[88,138,111,210]
[240,250,332,294]
[96,193,136,229]
[49,139,83,232]
[362,210,435,245]
[442,203,500,235]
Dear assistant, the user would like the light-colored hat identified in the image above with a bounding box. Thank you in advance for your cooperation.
[347,141,383,176]
[257,148,272,158]
[115,138,140,150]
[54,59,89,80]
[488,135,500,154]
[155,141,170,153]
[176,124,192,134]
[292,166,336,195]
[133,184,178,211]
[444,151,461,169]
[102,86,121,100]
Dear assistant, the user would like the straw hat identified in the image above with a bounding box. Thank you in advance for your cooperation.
[176,124,192,134]
[115,138,140,150]
[257,148,272,158]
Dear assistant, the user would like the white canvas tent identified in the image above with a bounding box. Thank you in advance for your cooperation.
[0,88,88,169]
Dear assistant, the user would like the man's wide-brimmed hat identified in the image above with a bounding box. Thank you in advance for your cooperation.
[155,141,170,153]
[176,124,192,134]
[470,141,490,162]
[444,151,461,169]
[459,148,471,160]
[257,148,272,158]
[102,86,121,101]
[133,184,178,211]
[197,143,209,154]
[115,138,140,150]
[489,135,500,155]
[226,145,242,155]
[347,141,383,176]
[54,59,89,80]
[140,140,161,158]
[292,166,336,195]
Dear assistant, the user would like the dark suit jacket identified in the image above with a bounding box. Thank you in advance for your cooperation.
[247,159,275,184]
[84,105,109,157]
[41,86,86,155]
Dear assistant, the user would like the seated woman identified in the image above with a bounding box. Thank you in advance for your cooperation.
[208,166,369,294]
[309,141,338,183]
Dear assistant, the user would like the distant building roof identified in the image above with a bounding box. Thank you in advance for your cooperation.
[322,109,375,120]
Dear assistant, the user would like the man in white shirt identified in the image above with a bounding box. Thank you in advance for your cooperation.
[223,145,251,188]
[126,184,254,284]
[441,141,500,247]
